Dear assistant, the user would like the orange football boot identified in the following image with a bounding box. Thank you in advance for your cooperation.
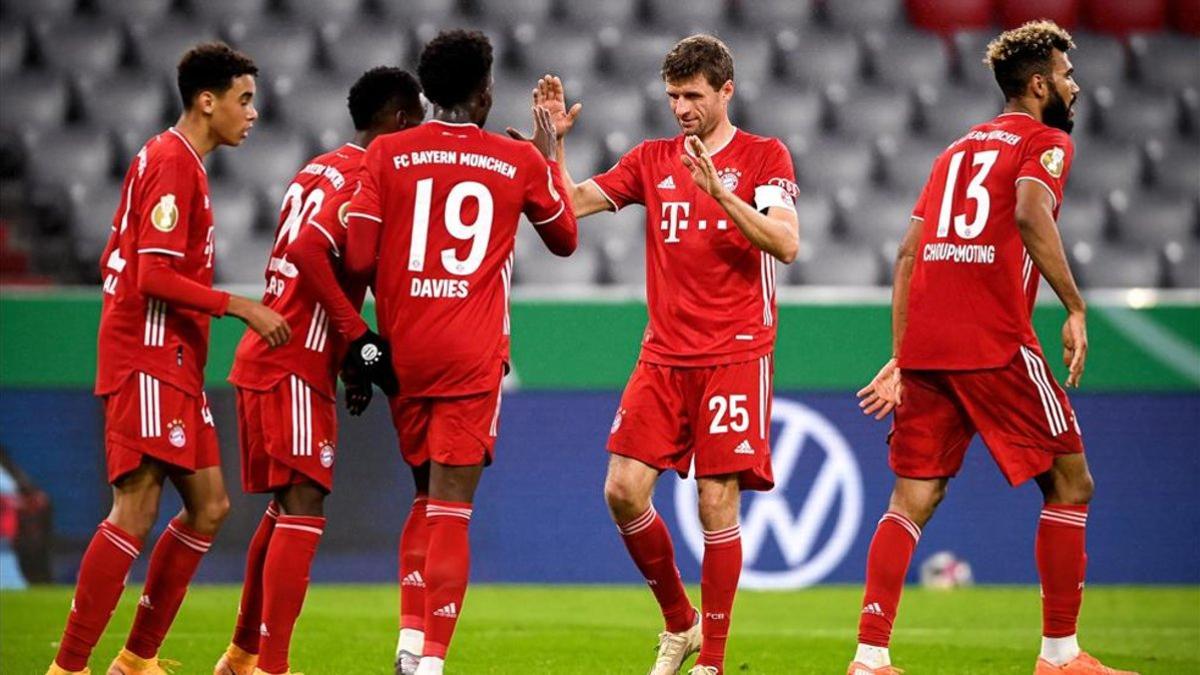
[847,662,904,674]
[1034,651,1140,674]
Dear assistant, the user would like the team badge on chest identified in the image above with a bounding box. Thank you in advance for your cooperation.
[717,167,741,192]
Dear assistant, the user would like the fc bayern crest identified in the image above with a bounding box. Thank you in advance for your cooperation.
[611,408,625,433]
[167,420,187,448]
[718,167,741,191]
[319,441,336,468]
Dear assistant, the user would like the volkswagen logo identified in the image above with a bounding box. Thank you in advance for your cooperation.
[674,398,863,589]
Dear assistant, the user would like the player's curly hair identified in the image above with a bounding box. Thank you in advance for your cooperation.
[985,20,1075,100]
[177,42,258,109]
[348,67,422,131]
[417,30,493,110]
[661,34,734,89]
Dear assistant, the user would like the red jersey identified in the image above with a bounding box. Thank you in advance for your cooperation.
[96,128,219,397]
[900,112,1075,371]
[229,143,366,399]
[346,120,575,397]
[589,129,797,366]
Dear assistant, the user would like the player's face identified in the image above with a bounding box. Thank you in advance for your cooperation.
[209,75,259,147]
[665,74,732,137]
[1042,50,1079,134]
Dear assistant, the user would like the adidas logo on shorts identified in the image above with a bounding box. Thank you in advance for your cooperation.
[433,602,458,618]
[733,439,754,455]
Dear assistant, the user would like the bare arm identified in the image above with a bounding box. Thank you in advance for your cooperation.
[681,136,800,263]
[857,217,922,420]
[554,139,615,217]
[1015,179,1087,386]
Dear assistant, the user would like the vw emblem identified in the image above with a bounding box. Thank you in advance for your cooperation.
[674,398,863,589]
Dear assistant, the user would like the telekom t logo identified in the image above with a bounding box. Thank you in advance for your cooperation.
[660,202,728,243]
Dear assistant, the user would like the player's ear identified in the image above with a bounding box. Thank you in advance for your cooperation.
[721,79,734,102]
[196,90,215,115]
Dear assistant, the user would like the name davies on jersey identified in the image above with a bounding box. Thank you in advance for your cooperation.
[392,150,517,179]
[411,277,470,298]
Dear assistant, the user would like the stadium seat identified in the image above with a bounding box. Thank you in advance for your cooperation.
[792,138,877,193]
[906,0,994,34]
[218,126,312,196]
[25,127,116,189]
[226,22,320,82]
[823,0,905,29]
[476,0,556,27]
[733,0,814,30]
[602,32,677,80]
[31,18,125,76]
[282,0,367,24]
[68,180,123,271]
[1073,242,1162,286]
[1165,243,1199,287]
[795,193,837,245]
[93,0,176,22]
[1070,32,1130,90]
[1083,0,1167,34]
[828,86,916,141]
[645,0,728,31]
[209,180,263,242]
[1067,140,1143,195]
[378,0,469,25]
[999,0,1081,28]
[777,30,865,87]
[953,30,1000,89]
[1096,86,1182,142]
[721,32,776,87]
[321,22,412,75]
[216,233,272,284]
[76,73,171,135]
[1109,191,1197,248]
[1145,139,1200,198]
[838,190,916,254]
[128,17,222,79]
[559,0,640,28]
[271,75,355,148]
[876,137,946,194]
[514,238,602,285]
[918,84,1005,140]
[793,241,884,285]
[0,73,70,133]
[741,89,823,140]
[0,0,76,20]
[865,29,951,89]
[562,135,603,180]
[185,0,271,23]
[572,86,645,141]
[507,27,600,83]
[0,23,28,76]
[596,205,647,286]
[1056,194,1108,246]
[1129,33,1200,92]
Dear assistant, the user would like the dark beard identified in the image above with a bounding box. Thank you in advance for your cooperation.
[1044,85,1074,134]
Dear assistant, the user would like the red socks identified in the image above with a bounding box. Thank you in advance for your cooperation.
[257,515,325,674]
[232,502,279,654]
[858,511,921,648]
[125,518,213,658]
[422,499,473,660]
[399,494,430,633]
[617,504,695,633]
[1037,504,1088,638]
[696,524,742,673]
[54,521,143,671]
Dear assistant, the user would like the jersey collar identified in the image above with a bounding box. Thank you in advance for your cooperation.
[344,142,366,153]
[683,127,739,158]
[428,119,480,129]
[996,111,1036,120]
[167,127,206,173]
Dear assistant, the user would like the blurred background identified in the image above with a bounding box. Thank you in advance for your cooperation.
[0,0,1196,592]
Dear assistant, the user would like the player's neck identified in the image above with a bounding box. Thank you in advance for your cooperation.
[173,114,218,157]
[698,118,736,151]
[432,106,480,127]
[1003,99,1042,124]
[353,130,375,148]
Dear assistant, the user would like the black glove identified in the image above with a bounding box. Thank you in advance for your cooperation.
[343,329,399,397]
[341,368,373,416]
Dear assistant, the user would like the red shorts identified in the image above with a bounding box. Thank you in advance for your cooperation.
[389,387,503,468]
[236,376,338,493]
[607,356,775,491]
[891,344,1085,486]
[103,372,219,484]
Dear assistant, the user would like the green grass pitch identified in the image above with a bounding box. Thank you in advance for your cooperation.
[3,585,1197,673]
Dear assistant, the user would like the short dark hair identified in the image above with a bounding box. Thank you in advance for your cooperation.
[985,20,1075,99]
[348,67,422,130]
[417,30,493,110]
[661,34,734,89]
[177,42,258,109]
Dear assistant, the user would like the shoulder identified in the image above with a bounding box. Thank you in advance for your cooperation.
[1028,124,1073,152]
[737,129,787,151]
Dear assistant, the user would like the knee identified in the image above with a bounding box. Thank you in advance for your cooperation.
[697,480,739,531]
[604,476,649,522]
[1050,470,1095,506]
[187,494,231,535]
[108,500,159,541]
[890,482,947,527]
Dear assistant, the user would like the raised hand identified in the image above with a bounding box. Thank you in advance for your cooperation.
[680,135,724,198]
[506,75,582,143]
[857,358,902,420]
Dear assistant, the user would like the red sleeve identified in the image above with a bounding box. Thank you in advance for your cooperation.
[136,151,195,258]
[137,254,231,316]
[911,180,932,221]
[588,141,646,210]
[288,193,370,341]
[523,149,577,257]
[1017,129,1074,210]
[752,139,799,213]
[344,148,384,279]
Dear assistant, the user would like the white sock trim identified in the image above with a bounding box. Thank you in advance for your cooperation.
[854,643,890,668]
[1040,634,1080,666]
[397,628,424,657]
[414,656,445,675]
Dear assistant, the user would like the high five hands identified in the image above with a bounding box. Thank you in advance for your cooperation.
[506,75,582,145]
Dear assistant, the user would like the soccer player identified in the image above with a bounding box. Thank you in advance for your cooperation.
[213,67,425,675]
[46,43,291,675]
[521,35,800,675]
[343,30,577,675]
[847,21,1137,675]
